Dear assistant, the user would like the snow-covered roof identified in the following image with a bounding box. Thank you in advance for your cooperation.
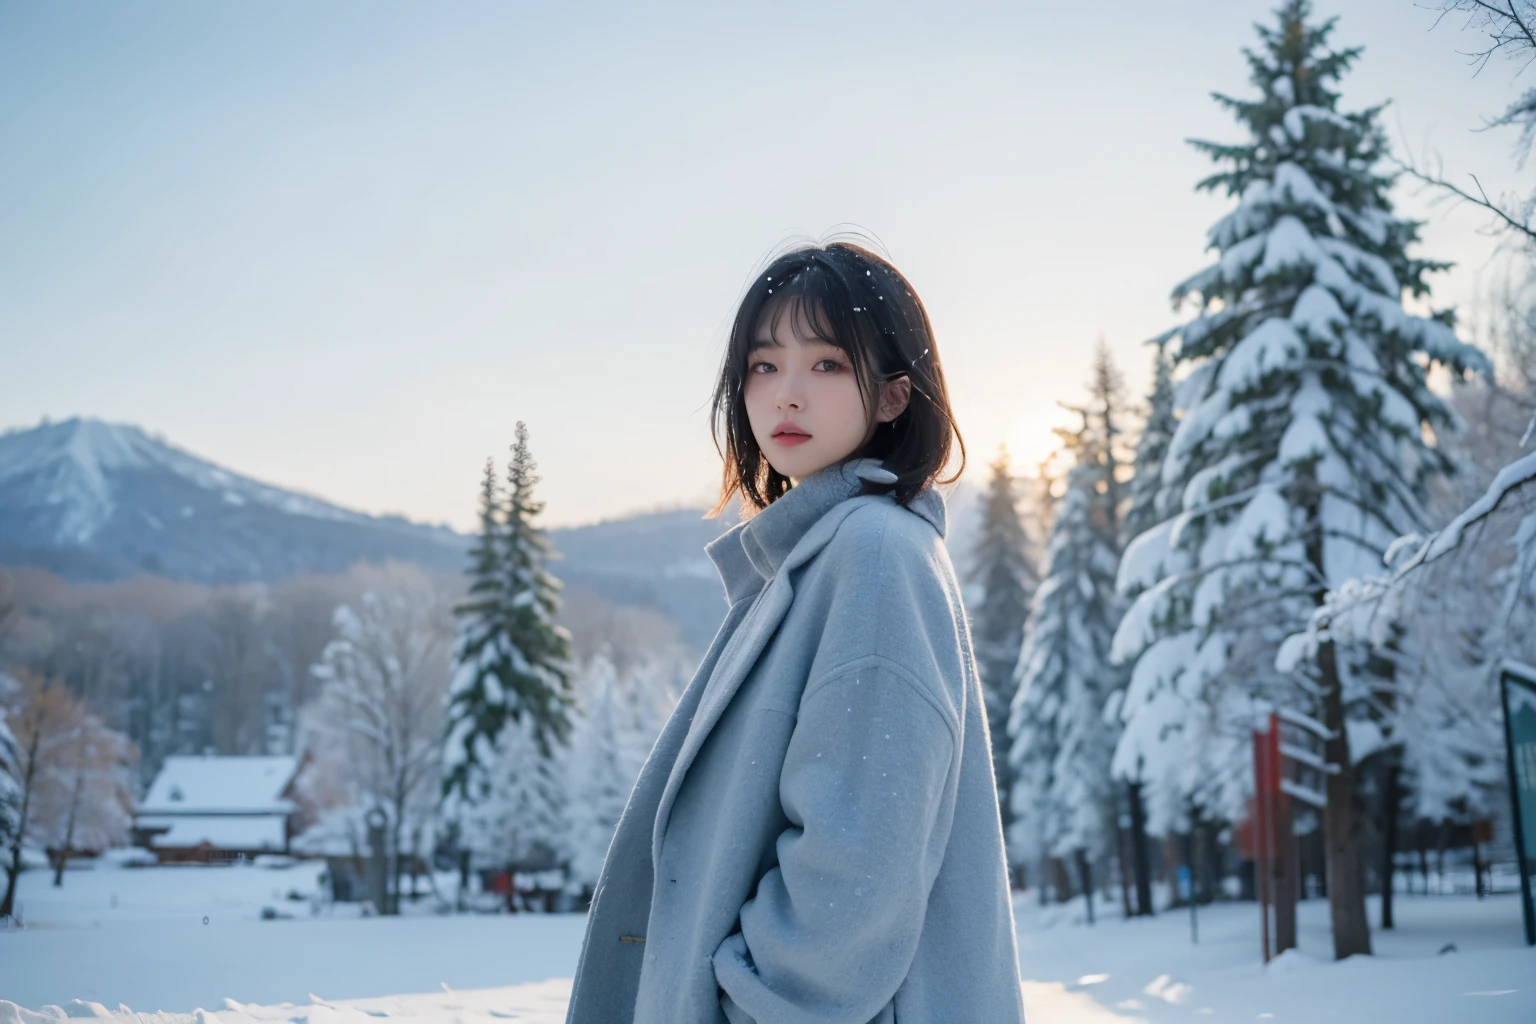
[139,814,287,851]
[138,755,300,816]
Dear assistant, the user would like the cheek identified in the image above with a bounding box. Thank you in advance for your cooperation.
[816,375,869,425]
[742,376,772,414]
[742,378,782,435]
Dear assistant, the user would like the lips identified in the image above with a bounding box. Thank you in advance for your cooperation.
[772,422,812,446]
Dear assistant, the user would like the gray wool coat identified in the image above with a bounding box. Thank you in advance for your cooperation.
[563,457,1026,1024]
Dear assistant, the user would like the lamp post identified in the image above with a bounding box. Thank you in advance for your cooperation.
[366,806,389,916]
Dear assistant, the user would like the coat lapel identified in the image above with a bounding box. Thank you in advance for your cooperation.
[650,492,886,869]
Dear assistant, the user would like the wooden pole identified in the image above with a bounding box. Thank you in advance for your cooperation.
[1270,714,1297,954]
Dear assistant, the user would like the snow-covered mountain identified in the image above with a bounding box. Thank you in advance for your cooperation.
[0,418,467,583]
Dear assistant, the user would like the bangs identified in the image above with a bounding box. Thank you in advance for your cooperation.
[708,239,965,517]
[753,291,840,351]
[747,266,879,387]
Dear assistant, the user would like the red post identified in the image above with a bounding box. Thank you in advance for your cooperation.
[1253,727,1271,964]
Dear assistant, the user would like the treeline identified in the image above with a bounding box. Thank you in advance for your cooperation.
[0,556,679,790]
[966,0,1536,959]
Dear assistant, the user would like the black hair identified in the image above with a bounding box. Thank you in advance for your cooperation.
[707,238,966,518]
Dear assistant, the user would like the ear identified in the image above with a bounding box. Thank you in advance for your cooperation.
[875,374,912,424]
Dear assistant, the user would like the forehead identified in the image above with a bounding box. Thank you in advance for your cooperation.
[750,295,840,348]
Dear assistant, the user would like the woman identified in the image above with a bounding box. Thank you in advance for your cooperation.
[564,239,1025,1024]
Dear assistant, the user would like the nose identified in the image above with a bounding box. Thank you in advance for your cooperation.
[775,370,805,411]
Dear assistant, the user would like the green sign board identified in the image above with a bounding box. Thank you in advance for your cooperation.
[1502,660,1536,947]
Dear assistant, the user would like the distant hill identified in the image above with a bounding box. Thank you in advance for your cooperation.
[0,418,468,584]
[548,505,737,647]
[0,417,981,647]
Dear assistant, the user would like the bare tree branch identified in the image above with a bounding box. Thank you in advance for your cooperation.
[1393,154,1536,244]
[1415,2,1536,248]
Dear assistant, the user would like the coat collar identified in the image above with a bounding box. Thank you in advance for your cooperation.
[704,457,947,605]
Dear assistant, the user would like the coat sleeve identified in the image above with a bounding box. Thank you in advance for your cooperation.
[711,652,960,1024]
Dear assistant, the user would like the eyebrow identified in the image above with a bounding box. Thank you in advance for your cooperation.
[748,336,840,352]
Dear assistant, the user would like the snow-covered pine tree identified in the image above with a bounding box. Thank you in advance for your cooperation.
[1111,0,1487,959]
[968,446,1036,842]
[623,653,677,761]
[1084,339,1131,540]
[497,421,576,751]
[443,424,576,807]
[1117,343,1176,916]
[1124,343,1177,546]
[460,711,566,878]
[443,459,508,802]
[560,649,667,901]
[1276,277,1536,927]
[1007,399,1125,915]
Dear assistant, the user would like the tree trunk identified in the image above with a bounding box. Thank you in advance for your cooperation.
[1274,793,1297,954]
[1075,848,1095,925]
[1380,760,1400,929]
[1435,826,1445,893]
[1,728,43,919]
[1301,469,1372,960]
[1129,780,1154,915]
[1114,799,1134,919]
[0,843,21,921]
[389,822,404,916]
[1202,824,1223,903]
[1053,856,1076,902]
[458,847,471,911]
[1314,828,1328,899]
[53,773,84,888]
[409,826,422,903]
[1316,638,1372,958]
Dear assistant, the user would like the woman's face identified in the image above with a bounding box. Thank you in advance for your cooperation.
[744,297,911,483]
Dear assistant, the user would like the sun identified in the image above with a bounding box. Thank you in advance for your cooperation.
[1003,409,1076,479]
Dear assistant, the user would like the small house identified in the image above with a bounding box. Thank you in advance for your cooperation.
[134,753,308,864]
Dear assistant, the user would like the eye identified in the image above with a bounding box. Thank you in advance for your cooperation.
[748,361,775,374]
[814,358,844,372]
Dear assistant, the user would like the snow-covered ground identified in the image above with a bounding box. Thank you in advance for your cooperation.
[1,860,1531,1022]
[1012,888,1531,1022]
[0,861,585,1012]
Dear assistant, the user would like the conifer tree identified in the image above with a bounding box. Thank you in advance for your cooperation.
[460,458,506,632]
[442,459,507,803]
[560,649,668,901]
[1111,0,1487,958]
[1116,342,1177,917]
[1007,387,1126,911]
[459,711,566,876]
[1085,339,1131,537]
[497,421,576,751]
[443,423,576,807]
[969,445,1036,840]
[1124,344,1177,546]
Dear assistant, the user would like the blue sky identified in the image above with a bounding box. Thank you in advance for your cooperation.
[0,1,1525,529]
